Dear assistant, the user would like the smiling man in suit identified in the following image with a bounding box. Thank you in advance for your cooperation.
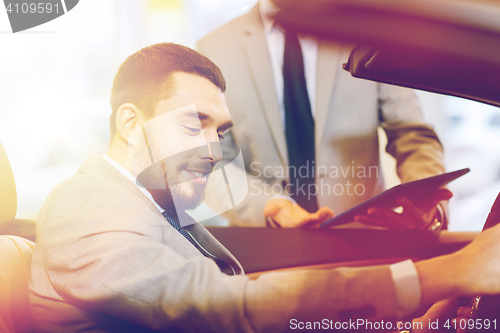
[28,43,500,332]
[196,0,449,229]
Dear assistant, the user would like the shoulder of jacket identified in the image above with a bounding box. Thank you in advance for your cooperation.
[197,8,257,48]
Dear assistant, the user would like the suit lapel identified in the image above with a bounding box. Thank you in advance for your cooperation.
[185,223,244,275]
[315,41,343,151]
[242,5,289,165]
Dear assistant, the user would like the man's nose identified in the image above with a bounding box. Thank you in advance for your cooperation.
[199,141,222,165]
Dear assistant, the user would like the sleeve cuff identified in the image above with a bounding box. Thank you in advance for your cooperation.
[389,260,421,315]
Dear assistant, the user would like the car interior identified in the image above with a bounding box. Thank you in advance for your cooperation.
[0,143,35,333]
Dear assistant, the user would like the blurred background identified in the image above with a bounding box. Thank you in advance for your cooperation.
[0,0,498,230]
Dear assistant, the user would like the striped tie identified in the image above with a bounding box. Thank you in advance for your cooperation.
[162,212,237,275]
[162,212,198,247]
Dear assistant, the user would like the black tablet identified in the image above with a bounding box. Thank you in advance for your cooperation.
[320,168,470,228]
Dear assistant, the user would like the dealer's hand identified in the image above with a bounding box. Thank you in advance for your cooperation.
[353,188,453,230]
[264,198,334,228]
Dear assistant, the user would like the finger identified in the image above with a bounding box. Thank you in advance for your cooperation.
[419,188,453,209]
[427,297,459,318]
[367,207,401,220]
[303,207,334,223]
[411,298,460,333]
[293,213,323,228]
[456,306,472,317]
[317,206,335,222]
[301,210,323,224]
[295,207,334,228]
[432,188,453,201]
[299,218,323,228]
[398,197,427,227]
[406,188,453,209]
[368,206,417,229]
[452,317,470,333]
[310,208,335,227]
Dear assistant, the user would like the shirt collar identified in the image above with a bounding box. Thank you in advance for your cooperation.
[259,0,281,34]
[102,154,165,213]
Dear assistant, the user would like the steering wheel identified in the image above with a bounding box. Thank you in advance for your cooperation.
[467,192,500,332]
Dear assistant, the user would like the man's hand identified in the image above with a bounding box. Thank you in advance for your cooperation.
[411,300,472,333]
[453,223,500,296]
[353,188,453,230]
[411,298,460,332]
[416,223,500,306]
[263,198,334,228]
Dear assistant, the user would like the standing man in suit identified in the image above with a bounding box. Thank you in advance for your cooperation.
[197,0,450,228]
[29,43,500,332]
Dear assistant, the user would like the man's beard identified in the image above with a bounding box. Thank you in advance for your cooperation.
[137,158,212,215]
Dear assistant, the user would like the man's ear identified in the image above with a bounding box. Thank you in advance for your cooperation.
[115,103,141,142]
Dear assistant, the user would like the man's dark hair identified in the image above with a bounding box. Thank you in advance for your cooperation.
[109,43,226,136]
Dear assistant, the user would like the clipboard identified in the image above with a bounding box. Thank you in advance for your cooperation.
[320,168,470,228]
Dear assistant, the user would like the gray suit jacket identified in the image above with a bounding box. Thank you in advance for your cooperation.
[196,4,445,226]
[29,153,411,332]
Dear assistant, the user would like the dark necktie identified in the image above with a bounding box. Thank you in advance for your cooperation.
[163,212,198,247]
[162,212,236,275]
[283,28,319,213]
